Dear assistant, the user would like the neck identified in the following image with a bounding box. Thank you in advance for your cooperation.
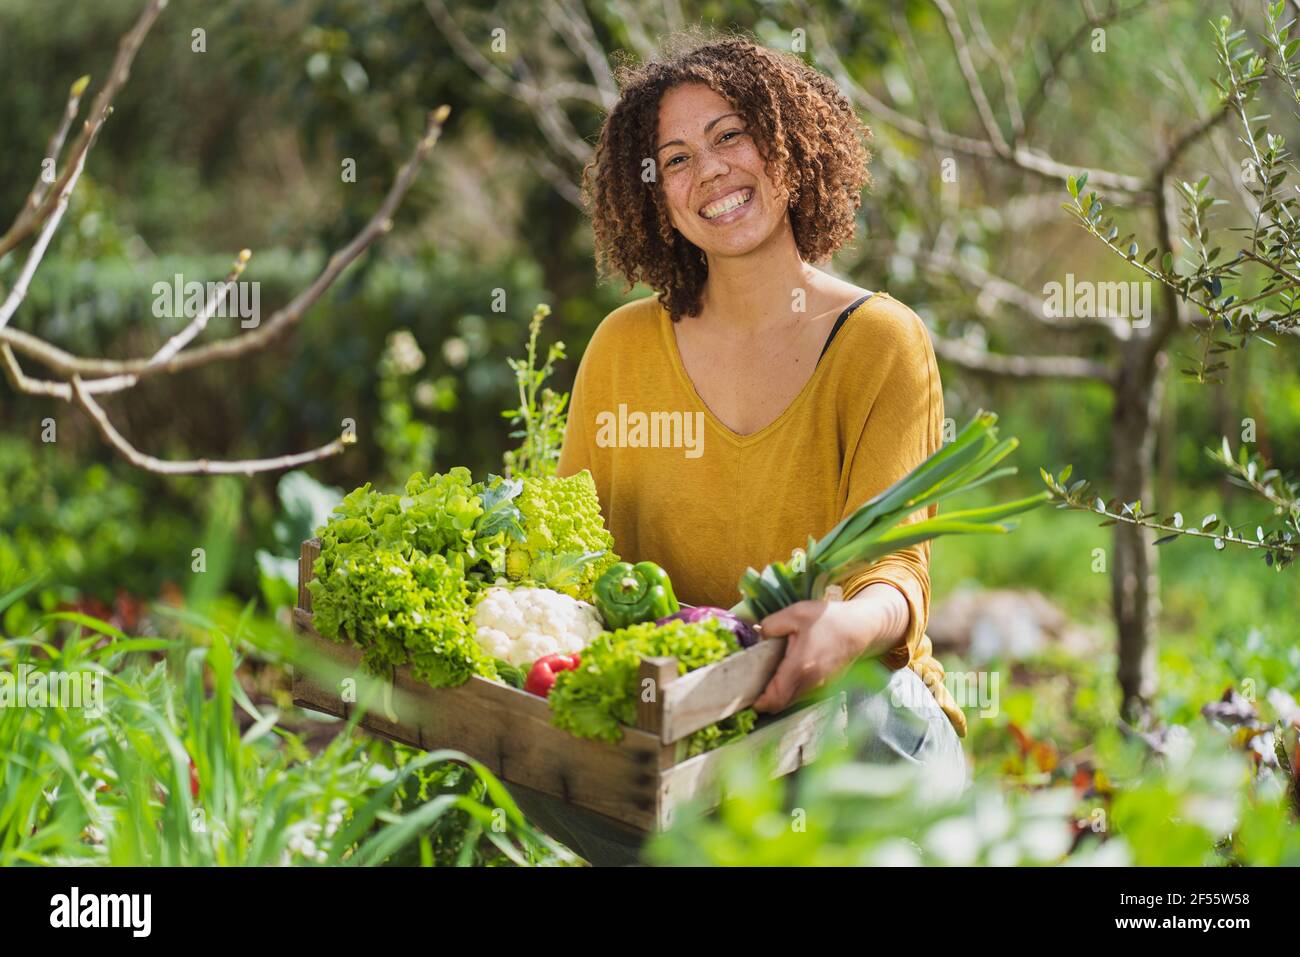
[698,216,817,328]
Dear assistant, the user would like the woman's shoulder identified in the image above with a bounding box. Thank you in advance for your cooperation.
[839,290,933,357]
[584,294,665,357]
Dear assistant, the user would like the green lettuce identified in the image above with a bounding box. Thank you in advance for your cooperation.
[548,618,755,754]
[308,546,496,686]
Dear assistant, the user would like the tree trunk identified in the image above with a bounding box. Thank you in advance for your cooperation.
[1110,348,1167,721]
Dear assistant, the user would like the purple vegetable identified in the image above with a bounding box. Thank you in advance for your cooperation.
[655,605,759,648]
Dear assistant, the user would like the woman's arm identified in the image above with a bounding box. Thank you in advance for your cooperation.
[751,583,908,712]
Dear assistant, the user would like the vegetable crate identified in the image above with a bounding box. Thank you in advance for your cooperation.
[292,539,848,833]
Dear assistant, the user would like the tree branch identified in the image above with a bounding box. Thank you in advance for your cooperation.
[0,2,454,478]
[0,108,452,385]
[545,0,618,108]
[25,75,89,217]
[70,376,352,476]
[0,142,90,330]
[933,0,1011,153]
[966,0,1025,141]
[885,239,1130,339]
[927,328,1114,382]
[1020,0,1153,137]
[424,0,597,166]
[0,0,167,259]
[801,3,1148,195]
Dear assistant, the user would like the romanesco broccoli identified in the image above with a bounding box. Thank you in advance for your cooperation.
[505,470,619,600]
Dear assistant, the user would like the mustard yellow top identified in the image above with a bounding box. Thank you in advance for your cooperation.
[556,292,965,737]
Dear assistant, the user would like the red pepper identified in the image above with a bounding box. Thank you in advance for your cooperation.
[189,756,200,799]
[524,653,580,697]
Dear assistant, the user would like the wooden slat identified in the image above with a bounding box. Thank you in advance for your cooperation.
[297,538,320,612]
[635,656,678,736]
[658,637,788,743]
[656,692,848,830]
[291,616,667,830]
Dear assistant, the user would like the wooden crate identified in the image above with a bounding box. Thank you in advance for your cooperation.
[292,539,847,832]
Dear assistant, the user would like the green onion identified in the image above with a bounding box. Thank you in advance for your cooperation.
[731,411,1049,623]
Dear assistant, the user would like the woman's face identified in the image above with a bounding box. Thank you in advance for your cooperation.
[655,83,790,261]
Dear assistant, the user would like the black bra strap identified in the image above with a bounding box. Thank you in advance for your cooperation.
[816,292,874,366]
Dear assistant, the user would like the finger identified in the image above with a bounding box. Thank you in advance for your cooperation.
[759,602,808,639]
[753,655,799,713]
[752,673,783,712]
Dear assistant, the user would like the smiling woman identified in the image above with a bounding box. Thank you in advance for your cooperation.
[584,34,872,321]
[507,33,968,865]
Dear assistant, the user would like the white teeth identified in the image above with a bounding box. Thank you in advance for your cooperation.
[701,189,752,220]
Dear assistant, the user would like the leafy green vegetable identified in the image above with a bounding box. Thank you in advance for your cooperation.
[309,547,496,685]
[308,466,621,688]
[548,618,752,754]
[503,470,619,600]
[307,468,507,686]
[682,708,758,758]
[492,659,528,690]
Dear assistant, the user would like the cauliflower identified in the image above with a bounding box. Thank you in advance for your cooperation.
[504,471,619,600]
[471,585,605,668]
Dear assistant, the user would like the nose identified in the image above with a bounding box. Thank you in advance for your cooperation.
[696,144,730,183]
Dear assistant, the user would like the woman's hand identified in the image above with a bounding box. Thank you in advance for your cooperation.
[751,584,910,714]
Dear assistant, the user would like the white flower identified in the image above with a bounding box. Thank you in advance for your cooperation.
[441,336,469,368]
[413,381,437,409]
[384,329,425,376]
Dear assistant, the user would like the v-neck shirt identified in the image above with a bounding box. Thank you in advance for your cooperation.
[556,291,964,736]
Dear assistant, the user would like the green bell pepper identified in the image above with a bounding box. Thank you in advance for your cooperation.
[593,561,680,629]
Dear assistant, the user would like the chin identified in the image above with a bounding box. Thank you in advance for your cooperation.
[696,224,777,259]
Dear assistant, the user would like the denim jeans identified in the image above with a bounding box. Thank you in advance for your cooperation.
[509,663,968,866]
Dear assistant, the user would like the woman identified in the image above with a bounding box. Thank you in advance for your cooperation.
[511,34,967,865]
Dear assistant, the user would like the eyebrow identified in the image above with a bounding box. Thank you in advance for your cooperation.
[655,112,744,154]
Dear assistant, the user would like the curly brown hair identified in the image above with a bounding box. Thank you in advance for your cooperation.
[582,32,873,321]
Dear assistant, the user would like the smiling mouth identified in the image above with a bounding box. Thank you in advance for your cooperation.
[699,188,754,220]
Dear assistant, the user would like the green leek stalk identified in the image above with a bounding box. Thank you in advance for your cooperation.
[731,411,1049,624]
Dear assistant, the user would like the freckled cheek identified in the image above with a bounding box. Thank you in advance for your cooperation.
[663,181,695,230]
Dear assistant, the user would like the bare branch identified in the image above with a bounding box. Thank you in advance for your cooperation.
[424,0,595,165]
[886,239,1131,339]
[27,75,89,214]
[1,344,70,400]
[70,377,351,476]
[927,328,1115,382]
[965,0,1025,141]
[932,0,1010,153]
[0,4,455,478]
[0,144,89,329]
[802,5,1148,195]
[145,250,250,367]
[545,0,618,108]
[1020,0,1153,136]
[0,108,453,385]
[0,0,167,259]
[890,8,949,152]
